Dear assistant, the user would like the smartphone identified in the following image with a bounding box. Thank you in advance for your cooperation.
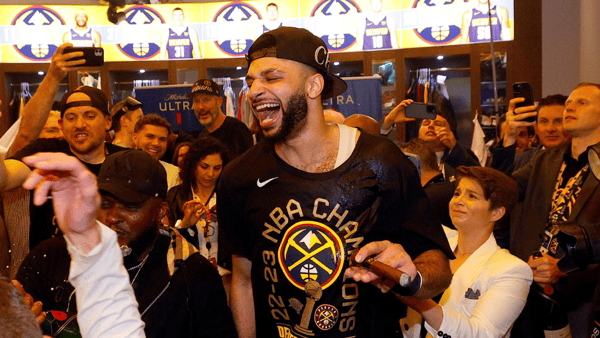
[405,102,436,120]
[513,82,536,122]
[63,47,104,67]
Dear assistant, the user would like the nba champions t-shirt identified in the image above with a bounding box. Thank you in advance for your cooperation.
[218,132,450,338]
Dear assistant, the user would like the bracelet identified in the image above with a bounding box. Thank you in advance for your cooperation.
[391,271,422,297]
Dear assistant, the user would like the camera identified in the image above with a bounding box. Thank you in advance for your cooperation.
[554,144,600,273]
[554,222,600,273]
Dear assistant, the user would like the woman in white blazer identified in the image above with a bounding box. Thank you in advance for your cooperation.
[400,166,533,338]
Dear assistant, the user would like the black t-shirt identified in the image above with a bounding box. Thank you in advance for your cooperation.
[196,116,253,160]
[10,138,126,249]
[218,132,452,338]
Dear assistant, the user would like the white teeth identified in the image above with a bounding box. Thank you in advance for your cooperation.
[76,134,87,139]
[256,103,279,110]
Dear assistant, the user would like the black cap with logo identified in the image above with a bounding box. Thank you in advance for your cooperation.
[246,27,347,99]
[98,150,167,205]
[59,86,110,117]
[187,79,222,99]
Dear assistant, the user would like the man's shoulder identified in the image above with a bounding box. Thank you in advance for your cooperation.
[23,236,69,264]
[160,160,179,171]
[11,138,70,160]
[220,142,272,184]
[222,116,251,131]
[356,131,410,166]
[105,142,128,154]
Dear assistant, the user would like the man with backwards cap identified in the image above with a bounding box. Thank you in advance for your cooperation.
[4,77,126,249]
[187,79,253,159]
[218,27,452,337]
[16,150,237,338]
[110,96,144,148]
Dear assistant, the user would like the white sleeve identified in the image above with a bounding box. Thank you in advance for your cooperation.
[425,260,533,338]
[66,222,146,338]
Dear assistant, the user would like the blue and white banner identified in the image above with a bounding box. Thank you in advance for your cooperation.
[134,84,204,133]
[323,76,383,121]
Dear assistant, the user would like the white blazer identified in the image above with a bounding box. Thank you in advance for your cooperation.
[400,228,533,338]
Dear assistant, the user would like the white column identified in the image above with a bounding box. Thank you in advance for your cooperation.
[542,0,581,96]
[579,0,600,83]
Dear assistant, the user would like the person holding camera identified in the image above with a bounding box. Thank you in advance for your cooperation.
[504,83,600,337]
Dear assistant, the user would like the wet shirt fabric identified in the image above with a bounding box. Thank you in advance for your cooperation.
[218,132,452,338]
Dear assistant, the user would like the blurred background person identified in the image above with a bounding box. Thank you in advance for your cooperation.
[166,137,232,298]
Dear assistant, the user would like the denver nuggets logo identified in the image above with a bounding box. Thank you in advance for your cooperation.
[117,6,165,60]
[12,6,65,61]
[278,221,345,290]
[412,0,466,45]
[314,304,338,330]
[213,2,261,56]
[310,0,361,51]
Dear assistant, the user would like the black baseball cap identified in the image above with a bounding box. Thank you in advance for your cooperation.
[187,79,221,98]
[246,27,347,99]
[110,96,143,130]
[98,150,167,205]
[59,86,110,117]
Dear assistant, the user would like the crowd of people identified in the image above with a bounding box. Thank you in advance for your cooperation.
[0,25,599,338]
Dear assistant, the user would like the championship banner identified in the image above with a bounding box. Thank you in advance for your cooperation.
[323,76,382,121]
[401,0,515,47]
[134,84,204,133]
[0,1,514,63]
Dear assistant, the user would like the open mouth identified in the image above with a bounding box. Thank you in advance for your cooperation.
[254,102,281,128]
[74,133,88,140]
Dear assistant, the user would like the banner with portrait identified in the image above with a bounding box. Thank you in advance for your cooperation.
[0,0,514,63]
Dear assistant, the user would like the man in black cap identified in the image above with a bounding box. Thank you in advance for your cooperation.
[218,27,452,338]
[3,81,126,249]
[16,150,237,338]
[110,96,144,148]
[187,78,253,159]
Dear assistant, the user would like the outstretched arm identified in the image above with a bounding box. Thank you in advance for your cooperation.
[8,44,85,156]
[345,241,451,300]
[21,152,145,338]
[461,11,471,43]
[190,28,201,59]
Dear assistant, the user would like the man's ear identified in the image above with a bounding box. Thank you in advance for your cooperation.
[131,133,138,148]
[306,73,325,100]
[104,115,112,131]
[120,114,128,128]
[491,206,505,222]
[217,96,223,107]
[158,201,169,223]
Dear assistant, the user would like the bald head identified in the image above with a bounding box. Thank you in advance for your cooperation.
[344,114,380,135]
[324,109,345,124]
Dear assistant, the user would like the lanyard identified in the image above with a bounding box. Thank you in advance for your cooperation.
[549,162,589,224]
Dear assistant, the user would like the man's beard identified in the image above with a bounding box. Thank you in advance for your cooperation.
[264,90,308,145]
[123,222,159,266]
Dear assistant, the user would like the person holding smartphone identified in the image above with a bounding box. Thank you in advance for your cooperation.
[382,99,480,180]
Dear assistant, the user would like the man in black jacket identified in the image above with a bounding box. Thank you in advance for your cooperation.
[17,150,237,338]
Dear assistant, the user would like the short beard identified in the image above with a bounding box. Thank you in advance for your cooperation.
[264,90,308,145]
[123,221,159,266]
